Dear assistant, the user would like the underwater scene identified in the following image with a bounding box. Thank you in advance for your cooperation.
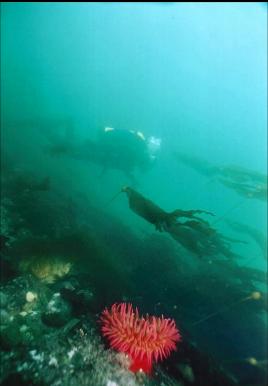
[0,2,267,386]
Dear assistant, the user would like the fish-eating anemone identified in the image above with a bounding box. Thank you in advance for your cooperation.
[100,303,181,374]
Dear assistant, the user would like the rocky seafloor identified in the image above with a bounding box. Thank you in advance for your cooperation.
[1,165,267,386]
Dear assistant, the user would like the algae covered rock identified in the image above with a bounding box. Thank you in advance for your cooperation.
[20,255,72,284]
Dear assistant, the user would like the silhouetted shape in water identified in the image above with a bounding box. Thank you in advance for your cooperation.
[122,186,213,232]
[168,223,210,257]
[219,177,267,201]
[218,165,267,184]
[122,187,240,258]
[225,219,267,259]
[174,152,267,202]
[122,186,178,231]
[47,127,154,183]
[168,222,238,259]
[185,220,247,246]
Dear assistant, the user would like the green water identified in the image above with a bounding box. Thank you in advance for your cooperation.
[1,3,267,386]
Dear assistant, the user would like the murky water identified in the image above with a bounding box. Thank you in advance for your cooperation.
[1,3,267,386]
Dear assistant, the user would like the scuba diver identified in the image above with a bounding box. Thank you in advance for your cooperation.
[47,126,161,183]
[96,127,153,180]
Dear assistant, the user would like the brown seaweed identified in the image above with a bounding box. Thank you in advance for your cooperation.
[174,152,267,202]
[122,186,213,232]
